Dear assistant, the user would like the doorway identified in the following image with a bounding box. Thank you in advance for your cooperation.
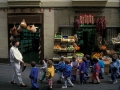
[8,14,44,63]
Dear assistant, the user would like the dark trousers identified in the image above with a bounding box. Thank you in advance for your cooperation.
[111,72,117,82]
[80,73,84,83]
[71,75,76,81]
[31,78,39,89]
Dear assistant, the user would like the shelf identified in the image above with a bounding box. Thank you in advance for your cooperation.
[80,25,96,28]
[54,50,74,53]
[59,25,73,28]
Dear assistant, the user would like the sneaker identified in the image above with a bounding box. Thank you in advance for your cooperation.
[62,86,67,89]
[113,80,118,84]
[110,80,113,82]
[71,84,74,87]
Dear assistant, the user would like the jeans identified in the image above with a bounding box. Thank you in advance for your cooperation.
[111,72,117,82]
[64,77,73,86]
[11,62,23,84]
[40,71,46,81]
[85,68,90,76]
[99,68,104,78]
[31,77,39,89]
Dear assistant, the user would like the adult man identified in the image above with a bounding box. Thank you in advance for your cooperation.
[10,39,27,87]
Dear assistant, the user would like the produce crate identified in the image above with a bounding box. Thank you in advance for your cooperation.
[68,36,75,43]
[62,35,68,42]
[54,32,62,39]
[104,61,110,74]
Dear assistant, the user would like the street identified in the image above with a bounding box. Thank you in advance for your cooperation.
[0,64,119,90]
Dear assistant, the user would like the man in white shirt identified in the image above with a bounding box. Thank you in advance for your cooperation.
[10,39,27,87]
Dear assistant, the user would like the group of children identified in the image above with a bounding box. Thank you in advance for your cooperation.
[57,55,104,87]
[29,54,120,90]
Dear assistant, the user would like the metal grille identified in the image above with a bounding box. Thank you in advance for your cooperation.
[59,25,73,36]
[105,27,120,49]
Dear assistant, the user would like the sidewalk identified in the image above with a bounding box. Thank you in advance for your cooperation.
[0,64,119,90]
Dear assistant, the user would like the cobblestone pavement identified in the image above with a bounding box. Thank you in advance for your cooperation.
[0,64,119,90]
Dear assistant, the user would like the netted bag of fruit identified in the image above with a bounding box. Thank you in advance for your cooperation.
[10,25,18,37]
[20,19,27,28]
[30,24,37,33]
[17,25,22,32]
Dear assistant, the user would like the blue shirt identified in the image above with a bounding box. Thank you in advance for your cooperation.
[78,62,86,73]
[29,67,39,79]
[98,60,104,68]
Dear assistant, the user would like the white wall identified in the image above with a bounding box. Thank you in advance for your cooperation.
[0,11,8,58]
[44,9,54,59]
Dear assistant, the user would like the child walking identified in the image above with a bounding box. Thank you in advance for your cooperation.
[71,56,78,82]
[78,57,86,84]
[62,59,74,89]
[57,56,65,83]
[39,59,47,82]
[29,61,39,90]
[98,56,104,79]
[46,60,55,89]
[110,55,119,84]
[90,58,100,84]
[85,54,91,77]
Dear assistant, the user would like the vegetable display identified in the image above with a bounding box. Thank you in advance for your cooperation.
[96,16,106,35]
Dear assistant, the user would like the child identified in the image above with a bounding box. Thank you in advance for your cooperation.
[62,59,74,89]
[29,61,39,90]
[98,56,104,79]
[71,56,78,82]
[39,59,47,82]
[46,60,55,89]
[110,55,119,84]
[85,54,91,77]
[57,56,65,83]
[90,58,100,84]
[78,57,86,84]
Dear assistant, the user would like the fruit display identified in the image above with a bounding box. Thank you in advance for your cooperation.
[92,52,102,59]
[55,35,61,38]
[55,33,62,38]
[53,45,61,50]
[75,53,84,57]
[67,56,73,59]
[73,43,80,51]
[106,49,115,56]
[67,45,74,51]
[100,45,106,50]
[68,36,75,42]
[112,38,120,44]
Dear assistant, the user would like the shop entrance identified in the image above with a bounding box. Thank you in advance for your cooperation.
[8,14,44,63]
[76,25,97,54]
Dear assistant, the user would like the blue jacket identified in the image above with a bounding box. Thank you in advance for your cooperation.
[98,60,104,68]
[63,64,72,77]
[78,62,86,73]
[85,60,91,68]
[57,62,65,72]
[29,67,39,79]
[111,60,119,73]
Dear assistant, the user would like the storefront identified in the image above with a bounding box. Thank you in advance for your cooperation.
[0,0,119,63]
[0,8,54,63]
